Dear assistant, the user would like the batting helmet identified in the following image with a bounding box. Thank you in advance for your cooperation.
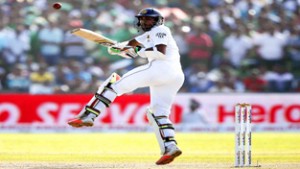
[135,8,164,31]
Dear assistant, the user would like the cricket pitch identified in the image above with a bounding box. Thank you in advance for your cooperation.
[0,133,299,169]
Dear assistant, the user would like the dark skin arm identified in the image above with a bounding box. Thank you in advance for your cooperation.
[125,39,167,54]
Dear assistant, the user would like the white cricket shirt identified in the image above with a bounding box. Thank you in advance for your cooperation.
[135,25,181,64]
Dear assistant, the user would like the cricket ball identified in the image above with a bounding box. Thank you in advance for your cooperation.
[53,2,62,10]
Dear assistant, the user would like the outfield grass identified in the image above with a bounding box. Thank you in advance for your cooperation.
[0,132,299,169]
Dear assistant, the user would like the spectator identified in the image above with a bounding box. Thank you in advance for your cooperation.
[234,0,262,20]
[38,20,64,66]
[209,20,228,68]
[286,27,300,75]
[0,67,5,90]
[29,23,43,61]
[207,60,240,92]
[208,78,234,93]
[0,22,6,61]
[253,22,287,69]
[263,64,294,92]
[186,22,213,67]
[25,57,39,72]
[2,24,30,65]
[182,98,208,125]
[243,69,267,92]
[65,60,92,92]
[29,63,55,94]
[6,64,30,92]
[173,26,189,69]
[0,0,300,94]
[207,60,237,83]
[84,74,102,93]
[223,26,253,68]
[184,63,214,92]
[52,61,70,93]
[62,11,87,62]
[222,68,245,92]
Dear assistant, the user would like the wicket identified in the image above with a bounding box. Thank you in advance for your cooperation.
[235,103,252,167]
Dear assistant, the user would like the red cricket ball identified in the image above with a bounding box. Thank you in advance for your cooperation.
[53,2,61,9]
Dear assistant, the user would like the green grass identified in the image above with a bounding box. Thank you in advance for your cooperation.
[0,132,300,168]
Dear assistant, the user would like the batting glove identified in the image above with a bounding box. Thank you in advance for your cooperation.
[108,46,139,59]
[108,47,121,55]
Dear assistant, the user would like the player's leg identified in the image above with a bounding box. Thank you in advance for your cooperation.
[147,73,184,165]
[113,60,185,164]
[68,62,159,127]
[146,108,182,165]
[111,61,159,95]
[68,73,120,127]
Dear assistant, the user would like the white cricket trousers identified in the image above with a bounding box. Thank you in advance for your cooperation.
[111,60,184,117]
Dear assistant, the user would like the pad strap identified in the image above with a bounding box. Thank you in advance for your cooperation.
[159,124,175,130]
[165,137,177,144]
[85,105,100,116]
[95,93,111,107]
[153,114,177,144]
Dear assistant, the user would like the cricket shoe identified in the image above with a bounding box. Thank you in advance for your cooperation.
[156,145,182,165]
[68,114,96,128]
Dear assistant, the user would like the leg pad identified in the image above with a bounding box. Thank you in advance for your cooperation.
[147,108,177,155]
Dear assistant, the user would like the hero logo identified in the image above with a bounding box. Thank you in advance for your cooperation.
[218,104,300,123]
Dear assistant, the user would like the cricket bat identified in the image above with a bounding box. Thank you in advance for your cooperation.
[71,28,116,47]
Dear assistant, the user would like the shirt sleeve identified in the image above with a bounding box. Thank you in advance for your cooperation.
[135,33,147,44]
[150,26,169,46]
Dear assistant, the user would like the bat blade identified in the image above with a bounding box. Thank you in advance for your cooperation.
[71,28,116,47]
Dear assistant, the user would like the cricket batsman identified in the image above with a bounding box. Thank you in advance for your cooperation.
[68,8,185,165]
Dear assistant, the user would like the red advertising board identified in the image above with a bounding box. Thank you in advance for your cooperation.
[0,94,182,126]
[0,94,299,132]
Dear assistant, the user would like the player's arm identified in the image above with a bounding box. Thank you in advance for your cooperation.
[143,44,166,54]
[126,37,166,54]
[124,36,167,59]
[107,39,143,59]
[109,39,167,60]
[135,44,167,60]
[107,43,137,59]
[127,39,141,47]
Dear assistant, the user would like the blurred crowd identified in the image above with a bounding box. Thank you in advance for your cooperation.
[0,0,300,94]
